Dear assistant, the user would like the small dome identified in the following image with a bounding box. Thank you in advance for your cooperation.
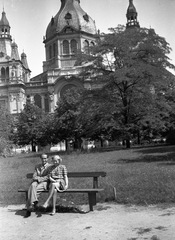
[11,41,18,48]
[21,52,27,58]
[46,0,97,40]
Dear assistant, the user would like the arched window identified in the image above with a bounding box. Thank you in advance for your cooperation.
[44,95,49,113]
[26,95,31,103]
[34,94,42,109]
[84,40,89,54]
[49,45,52,59]
[60,84,77,98]
[70,39,77,54]
[1,67,5,81]
[11,66,16,77]
[63,40,69,54]
[6,67,9,79]
[90,41,95,47]
[53,43,56,57]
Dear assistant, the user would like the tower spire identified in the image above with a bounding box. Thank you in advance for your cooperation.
[126,0,140,29]
[0,9,11,40]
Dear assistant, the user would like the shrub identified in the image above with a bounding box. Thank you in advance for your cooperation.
[0,137,10,156]
[166,130,175,145]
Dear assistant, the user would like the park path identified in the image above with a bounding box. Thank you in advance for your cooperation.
[0,202,175,240]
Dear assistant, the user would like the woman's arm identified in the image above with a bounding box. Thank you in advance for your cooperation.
[49,176,56,182]
[64,175,68,189]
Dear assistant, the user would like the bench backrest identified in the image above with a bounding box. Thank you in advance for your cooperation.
[26,171,106,179]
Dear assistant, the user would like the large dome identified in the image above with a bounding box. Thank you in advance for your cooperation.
[46,0,97,40]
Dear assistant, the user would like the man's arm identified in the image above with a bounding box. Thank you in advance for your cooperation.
[32,166,40,182]
[32,164,50,183]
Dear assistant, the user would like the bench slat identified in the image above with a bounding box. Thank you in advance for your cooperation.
[26,171,106,179]
[18,188,103,193]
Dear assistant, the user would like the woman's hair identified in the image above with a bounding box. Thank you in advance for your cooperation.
[52,155,62,163]
[41,153,47,159]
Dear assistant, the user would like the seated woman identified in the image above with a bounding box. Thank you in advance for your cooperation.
[43,155,68,215]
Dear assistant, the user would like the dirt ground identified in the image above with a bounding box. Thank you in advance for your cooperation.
[0,202,175,240]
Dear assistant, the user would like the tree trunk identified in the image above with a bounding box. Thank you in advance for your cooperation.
[126,139,130,148]
[74,138,82,150]
[65,139,69,152]
[31,144,36,152]
[137,131,141,145]
[100,139,103,147]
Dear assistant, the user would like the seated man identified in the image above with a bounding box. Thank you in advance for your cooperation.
[25,153,52,217]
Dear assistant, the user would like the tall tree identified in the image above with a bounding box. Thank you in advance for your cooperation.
[0,106,13,154]
[77,26,175,147]
[53,87,85,150]
[13,103,44,152]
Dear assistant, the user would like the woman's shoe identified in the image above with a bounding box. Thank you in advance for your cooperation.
[42,203,49,209]
[50,211,56,216]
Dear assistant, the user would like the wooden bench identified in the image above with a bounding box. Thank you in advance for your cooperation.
[18,171,106,211]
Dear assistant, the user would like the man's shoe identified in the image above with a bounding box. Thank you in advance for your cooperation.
[24,210,31,218]
[33,201,38,211]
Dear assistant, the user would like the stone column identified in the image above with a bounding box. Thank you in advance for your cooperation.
[49,93,54,113]
[41,95,45,111]
[30,95,34,104]
[16,93,21,113]
[9,94,14,114]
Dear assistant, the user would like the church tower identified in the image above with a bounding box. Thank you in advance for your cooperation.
[126,0,140,29]
[29,0,98,112]
[43,0,97,71]
[0,9,31,114]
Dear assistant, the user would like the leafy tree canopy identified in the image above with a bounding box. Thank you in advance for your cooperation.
[13,103,45,149]
[76,26,175,147]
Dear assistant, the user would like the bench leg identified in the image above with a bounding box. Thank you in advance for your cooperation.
[25,191,28,201]
[88,192,96,211]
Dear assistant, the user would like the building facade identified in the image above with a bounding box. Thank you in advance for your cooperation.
[0,10,31,114]
[0,0,139,114]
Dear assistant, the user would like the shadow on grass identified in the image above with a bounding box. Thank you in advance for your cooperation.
[121,157,175,164]
[109,147,175,165]
[135,145,175,154]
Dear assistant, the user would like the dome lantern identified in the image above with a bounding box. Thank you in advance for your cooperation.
[0,10,11,39]
[126,0,140,29]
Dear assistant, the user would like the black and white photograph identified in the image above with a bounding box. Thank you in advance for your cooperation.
[0,0,175,239]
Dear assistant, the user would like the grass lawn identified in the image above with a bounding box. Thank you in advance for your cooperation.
[1,145,175,206]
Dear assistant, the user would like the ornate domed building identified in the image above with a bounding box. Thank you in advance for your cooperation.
[27,0,98,113]
[0,0,140,114]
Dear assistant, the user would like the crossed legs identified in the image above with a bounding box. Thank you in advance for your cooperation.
[26,181,48,210]
[25,181,48,217]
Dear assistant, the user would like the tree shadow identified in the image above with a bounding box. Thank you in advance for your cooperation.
[109,145,175,165]
[134,145,175,155]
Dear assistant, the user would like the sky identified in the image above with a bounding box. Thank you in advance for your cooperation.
[0,0,175,77]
